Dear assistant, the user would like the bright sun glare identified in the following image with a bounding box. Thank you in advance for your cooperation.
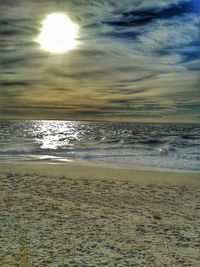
[36,13,78,53]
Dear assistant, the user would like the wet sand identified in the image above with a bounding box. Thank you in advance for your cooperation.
[0,162,200,266]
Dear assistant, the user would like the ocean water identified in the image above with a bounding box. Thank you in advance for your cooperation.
[0,120,200,171]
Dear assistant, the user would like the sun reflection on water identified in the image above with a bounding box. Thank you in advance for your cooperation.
[31,120,81,150]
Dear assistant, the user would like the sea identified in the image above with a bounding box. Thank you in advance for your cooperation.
[0,120,200,171]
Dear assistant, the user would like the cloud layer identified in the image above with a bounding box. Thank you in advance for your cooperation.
[0,0,200,122]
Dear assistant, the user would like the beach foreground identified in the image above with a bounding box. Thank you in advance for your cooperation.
[0,163,200,266]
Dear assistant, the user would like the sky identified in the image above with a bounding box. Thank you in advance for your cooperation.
[0,0,200,122]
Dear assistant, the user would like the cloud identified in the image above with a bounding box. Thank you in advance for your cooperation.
[136,16,200,52]
[103,0,199,27]
[0,81,31,87]
[0,0,199,122]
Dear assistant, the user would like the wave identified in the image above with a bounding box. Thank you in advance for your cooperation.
[158,146,177,156]
[0,120,200,170]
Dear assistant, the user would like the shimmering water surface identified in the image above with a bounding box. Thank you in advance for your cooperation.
[0,120,200,171]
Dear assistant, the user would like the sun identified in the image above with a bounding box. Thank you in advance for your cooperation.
[36,13,78,53]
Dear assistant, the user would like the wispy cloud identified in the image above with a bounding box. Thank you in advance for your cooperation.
[0,0,199,122]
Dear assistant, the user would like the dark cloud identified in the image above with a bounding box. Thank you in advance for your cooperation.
[0,81,31,87]
[105,87,148,95]
[1,55,28,66]
[51,69,107,79]
[103,0,199,27]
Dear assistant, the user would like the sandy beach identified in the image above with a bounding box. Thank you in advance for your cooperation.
[0,162,200,266]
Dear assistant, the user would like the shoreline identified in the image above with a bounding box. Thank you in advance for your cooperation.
[1,161,200,185]
[1,156,200,174]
